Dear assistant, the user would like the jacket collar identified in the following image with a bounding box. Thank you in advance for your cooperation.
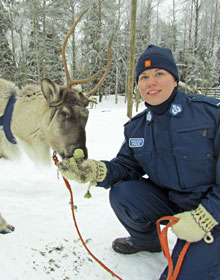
[168,90,186,118]
[146,90,186,124]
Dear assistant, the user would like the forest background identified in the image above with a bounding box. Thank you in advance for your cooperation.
[0,0,219,116]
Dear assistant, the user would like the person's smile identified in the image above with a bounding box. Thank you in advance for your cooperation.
[147,89,161,96]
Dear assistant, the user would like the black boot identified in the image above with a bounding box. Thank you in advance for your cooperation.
[112,237,162,254]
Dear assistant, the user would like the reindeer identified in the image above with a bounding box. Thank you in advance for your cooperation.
[0,9,113,234]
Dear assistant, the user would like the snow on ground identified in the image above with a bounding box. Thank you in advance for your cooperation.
[0,95,176,280]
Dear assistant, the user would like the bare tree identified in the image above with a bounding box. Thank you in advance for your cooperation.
[193,0,202,53]
[171,0,177,51]
[114,0,121,104]
[210,0,219,52]
[0,0,219,97]
[0,1,16,81]
[127,0,137,118]
[145,0,153,43]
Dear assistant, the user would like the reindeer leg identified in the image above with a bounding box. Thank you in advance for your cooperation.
[0,213,15,234]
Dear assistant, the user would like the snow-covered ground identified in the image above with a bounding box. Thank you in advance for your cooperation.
[0,95,176,280]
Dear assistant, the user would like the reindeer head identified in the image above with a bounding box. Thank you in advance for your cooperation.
[40,9,113,160]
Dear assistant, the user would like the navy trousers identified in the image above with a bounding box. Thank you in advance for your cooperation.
[109,179,220,279]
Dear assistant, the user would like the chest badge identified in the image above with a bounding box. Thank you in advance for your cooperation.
[129,138,144,148]
[169,104,183,116]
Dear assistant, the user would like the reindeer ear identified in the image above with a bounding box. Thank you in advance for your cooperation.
[41,78,65,107]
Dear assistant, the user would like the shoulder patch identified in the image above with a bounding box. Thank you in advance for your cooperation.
[124,109,147,126]
[189,94,220,108]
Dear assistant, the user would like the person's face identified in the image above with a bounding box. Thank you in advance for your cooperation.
[138,68,177,105]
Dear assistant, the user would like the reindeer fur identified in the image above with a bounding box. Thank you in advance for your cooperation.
[0,77,90,233]
[0,78,89,164]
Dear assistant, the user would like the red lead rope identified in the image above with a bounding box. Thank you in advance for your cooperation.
[53,153,190,280]
[156,216,191,280]
[52,153,123,280]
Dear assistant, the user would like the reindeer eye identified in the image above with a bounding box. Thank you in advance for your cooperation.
[60,110,69,118]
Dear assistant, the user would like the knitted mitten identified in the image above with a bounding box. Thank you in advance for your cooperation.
[58,149,107,185]
[172,204,218,243]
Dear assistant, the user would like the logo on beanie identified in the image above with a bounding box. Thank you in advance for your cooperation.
[145,60,151,67]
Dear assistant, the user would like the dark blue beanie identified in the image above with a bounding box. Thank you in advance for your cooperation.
[135,45,179,83]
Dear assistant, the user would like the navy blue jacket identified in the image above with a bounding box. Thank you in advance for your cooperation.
[98,89,220,223]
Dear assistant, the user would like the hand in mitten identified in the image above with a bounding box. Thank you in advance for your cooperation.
[57,149,107,185]
[171,204,218,243]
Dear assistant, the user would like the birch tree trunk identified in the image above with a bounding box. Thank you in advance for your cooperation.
[188,0,193,50]
[145,0,152,43]
[127,0,137,119]
[70,3,76,78]
[171,0,177,51]
[8,1,16,81]
[114,0,121,104]
[211,0,219,51]
[193,0,201,53]
[98,0,103,102]
[42,0,46,79]
[31,0,40,83]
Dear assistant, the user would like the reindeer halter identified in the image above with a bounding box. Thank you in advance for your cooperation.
[0,94,17,144]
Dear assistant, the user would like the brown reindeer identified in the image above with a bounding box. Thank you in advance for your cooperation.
[0,9,113,234]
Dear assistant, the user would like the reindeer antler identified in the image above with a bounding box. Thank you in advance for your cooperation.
[62,9,113,93]
[62,9,103,89]
[67,68,104,85]
[86,33,114,98]
[62,9,89,89]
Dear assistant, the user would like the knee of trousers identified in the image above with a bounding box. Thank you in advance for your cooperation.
[109,179,160,211]
[109,180,154,230]
[109,179,176,226]
[109,180,137,210]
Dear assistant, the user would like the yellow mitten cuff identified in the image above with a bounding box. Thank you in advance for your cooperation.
[93,161,107,182]
[172,204,218,243]
[191,204,218,243]
[79,159,107,185]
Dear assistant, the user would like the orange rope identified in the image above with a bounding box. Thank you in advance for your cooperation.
[53,153,123,280]
[156,216,191,280]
